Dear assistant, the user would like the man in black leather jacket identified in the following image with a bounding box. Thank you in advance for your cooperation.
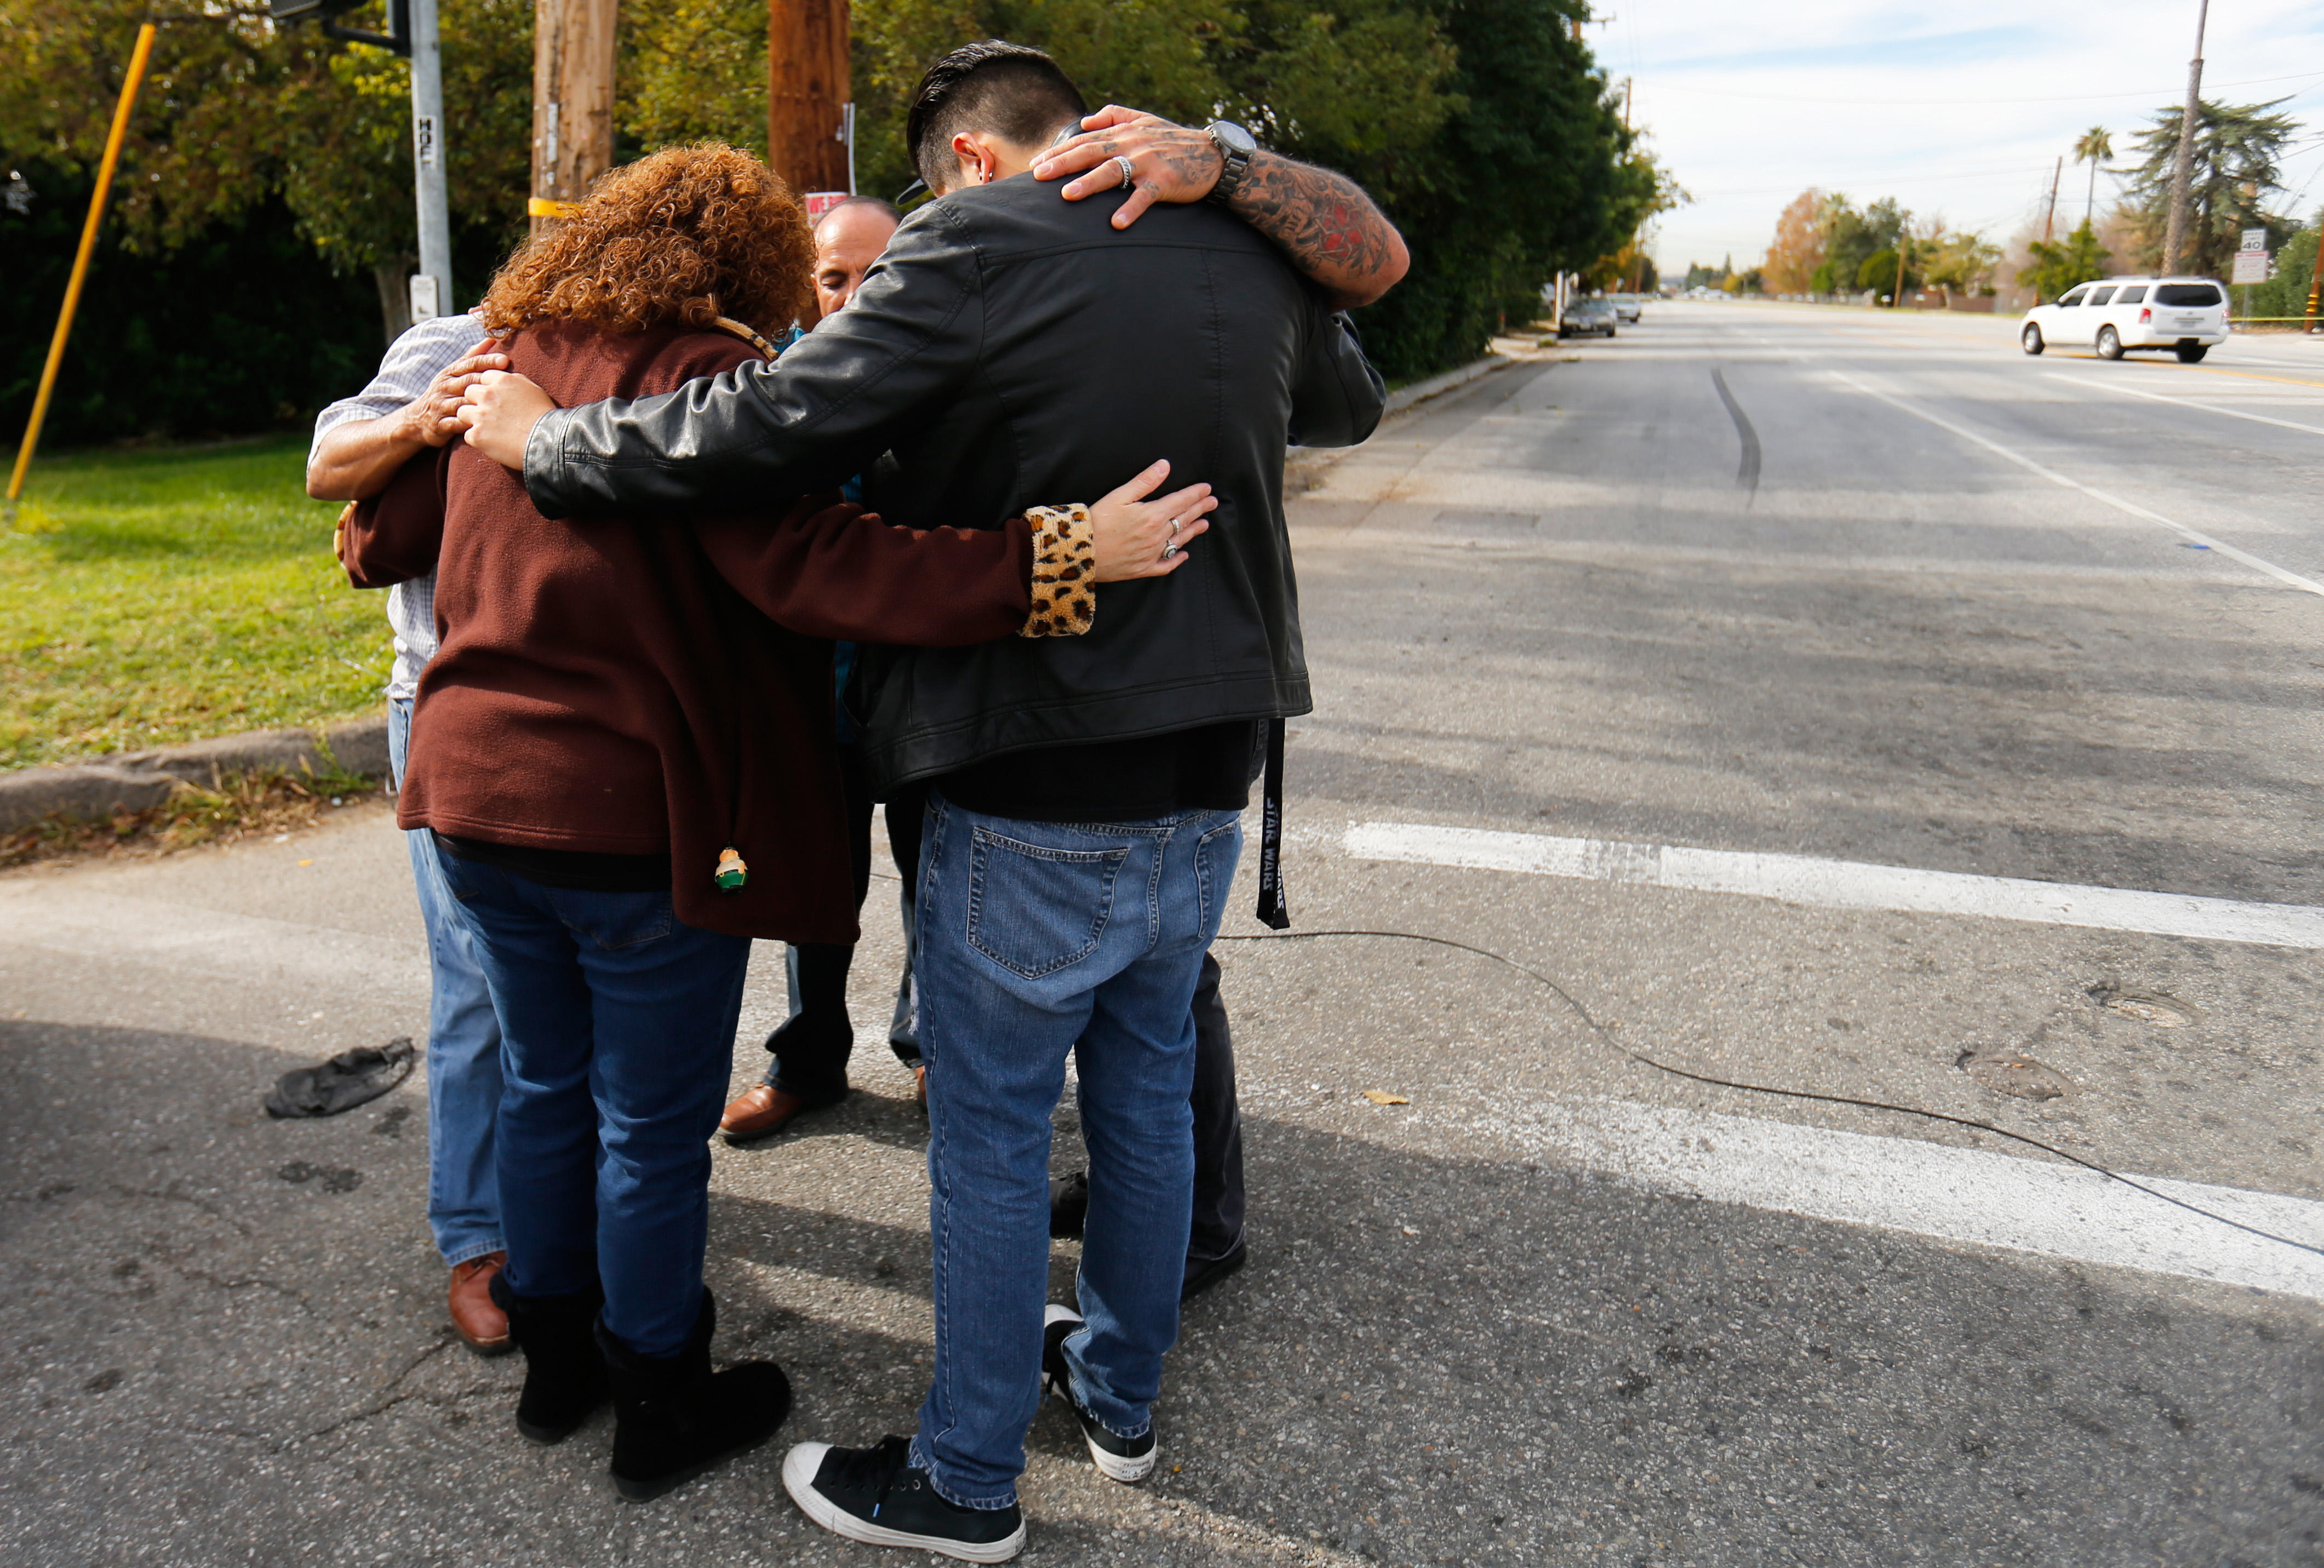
[460,40,1398,1561]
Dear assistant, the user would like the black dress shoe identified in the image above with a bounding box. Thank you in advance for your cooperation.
[1181,1240,1247,1302]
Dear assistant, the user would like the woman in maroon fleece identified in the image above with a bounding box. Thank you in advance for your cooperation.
[338,144,1211,1503]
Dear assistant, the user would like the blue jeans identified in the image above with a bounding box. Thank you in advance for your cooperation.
[909,794,1241,1509]
[386,699,505,1269]
[432,848,749,1355]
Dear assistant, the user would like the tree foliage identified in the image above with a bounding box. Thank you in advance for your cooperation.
[2120,96,2300,279]
[5,0,1648,432]
[1760,189,1825,294]
[2017,219,2109,305]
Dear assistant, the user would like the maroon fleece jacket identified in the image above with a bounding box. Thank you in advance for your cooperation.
[341,319,1042,942]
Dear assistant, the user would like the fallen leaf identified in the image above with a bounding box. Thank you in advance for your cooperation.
[1362,1090,1410,1106]
[1401,1226,1419,1236]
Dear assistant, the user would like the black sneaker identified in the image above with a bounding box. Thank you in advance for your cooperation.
[781,1435,1025,1563]
[1040,1306,1158,1482]
[1048,1170,1089,1239]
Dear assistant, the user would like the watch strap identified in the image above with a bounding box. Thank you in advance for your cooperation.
[1206,122,1253,204]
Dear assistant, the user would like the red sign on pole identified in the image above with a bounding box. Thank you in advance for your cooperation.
[804,191,850,221]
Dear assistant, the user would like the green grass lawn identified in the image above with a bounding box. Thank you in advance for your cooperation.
[1,436,390,771]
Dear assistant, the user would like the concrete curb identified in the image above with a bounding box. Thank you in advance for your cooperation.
[1382,352,1513,415]
[0,717,388,834]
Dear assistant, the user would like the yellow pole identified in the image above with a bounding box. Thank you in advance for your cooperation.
[6,21,158,517]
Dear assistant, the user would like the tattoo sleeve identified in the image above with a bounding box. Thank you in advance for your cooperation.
[1226,151,1407,310]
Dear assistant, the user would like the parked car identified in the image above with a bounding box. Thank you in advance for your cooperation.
[1610,293,1643,323]
[2019,276,2229,362]
[1560,298,1618,337]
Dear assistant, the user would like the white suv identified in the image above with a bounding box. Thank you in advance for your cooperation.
[2019,276,2229,363]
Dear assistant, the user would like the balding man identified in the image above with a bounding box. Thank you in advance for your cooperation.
[811,195,901,317]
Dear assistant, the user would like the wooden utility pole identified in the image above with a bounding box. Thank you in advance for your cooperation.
[529,0,617,236]
[2041,156,2062,244]
[769,0,851,199]
[2162,0,2209,274]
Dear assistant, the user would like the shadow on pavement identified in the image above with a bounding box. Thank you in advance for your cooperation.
[0,1018,2315,1566]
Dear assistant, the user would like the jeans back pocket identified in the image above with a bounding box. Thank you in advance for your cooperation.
[966,826,1127,980]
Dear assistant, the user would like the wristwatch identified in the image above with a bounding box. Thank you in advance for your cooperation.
[1205,120,1258,204]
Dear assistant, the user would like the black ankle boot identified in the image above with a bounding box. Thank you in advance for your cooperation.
[488,1270,611,1445]
[600,1289,792,1503]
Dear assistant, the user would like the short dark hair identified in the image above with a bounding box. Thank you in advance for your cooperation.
[813,194,901,234]
[905,40,1087,192]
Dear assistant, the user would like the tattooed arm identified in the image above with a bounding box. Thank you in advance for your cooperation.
[1032,105,1411,311]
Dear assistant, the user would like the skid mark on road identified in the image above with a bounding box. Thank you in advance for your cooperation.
[1475,1095,2324,1300]
[1343,821,2324,947]
[1826,369,2324,597]
[1708,368,1761,500]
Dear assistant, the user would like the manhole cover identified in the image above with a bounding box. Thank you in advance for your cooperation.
[1957,1050,2073,1100]
[2087,983,2199,1027]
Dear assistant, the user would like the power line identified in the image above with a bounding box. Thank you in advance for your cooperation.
[1638,67,2324,110]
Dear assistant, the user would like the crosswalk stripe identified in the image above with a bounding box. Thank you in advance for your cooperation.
[1343,821,2324,947]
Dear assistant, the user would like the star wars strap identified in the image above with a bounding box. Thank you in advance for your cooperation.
[1254,717,1291,930]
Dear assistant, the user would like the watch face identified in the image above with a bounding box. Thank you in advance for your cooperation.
[1210,120,1258,154]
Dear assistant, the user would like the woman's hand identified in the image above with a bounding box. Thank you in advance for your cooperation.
[454,371,560,471]
[1089,459,1216,582]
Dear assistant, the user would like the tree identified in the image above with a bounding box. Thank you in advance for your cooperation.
[2072,124,2111,226]
[1761,188,1824,294]
[1924,226,2001,303]
[2121,97,2300,279]
[1,0,533,343]
[1857,247,1914,302]
[2018,219,2108,304]
[1583,148,1687,290]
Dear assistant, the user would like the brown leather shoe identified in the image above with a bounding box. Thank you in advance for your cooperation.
[913,1064,928,1109]
[719,1082,839,1144]
[449,1252,513,1355]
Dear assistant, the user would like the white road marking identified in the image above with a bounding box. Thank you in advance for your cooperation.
[2047,370,2324,436]
[1826,368,2324,597]
[1343,821,2324,947]
[1492,1096,2324,1301]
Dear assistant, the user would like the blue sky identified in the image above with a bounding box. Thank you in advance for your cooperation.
[1610,1,2324,277]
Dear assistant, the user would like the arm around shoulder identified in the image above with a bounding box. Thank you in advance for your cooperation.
[337,448,449,590]
[523,210,985,520]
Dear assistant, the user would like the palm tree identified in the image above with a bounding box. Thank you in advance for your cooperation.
[2074,125,2114,225]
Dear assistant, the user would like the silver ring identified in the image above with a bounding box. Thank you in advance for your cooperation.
[1168,516,1182,535]
[1112,155,1136,190]
[1162,542,1180,560]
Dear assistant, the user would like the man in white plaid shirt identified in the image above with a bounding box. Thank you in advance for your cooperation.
[308,313,515,1354]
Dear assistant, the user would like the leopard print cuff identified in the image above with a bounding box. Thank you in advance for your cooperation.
[1019,503,1097,638]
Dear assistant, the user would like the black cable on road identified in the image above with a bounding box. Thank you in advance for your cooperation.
[1216,926,2324,1261]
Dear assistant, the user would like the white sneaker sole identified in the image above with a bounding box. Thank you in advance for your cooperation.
[1040,1306,1158,1484]
[781,1443,1025,1564]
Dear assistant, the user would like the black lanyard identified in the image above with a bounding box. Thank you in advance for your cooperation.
[1253,716,1290,930]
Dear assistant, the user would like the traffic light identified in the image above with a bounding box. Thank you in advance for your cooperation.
[269,0,411,58]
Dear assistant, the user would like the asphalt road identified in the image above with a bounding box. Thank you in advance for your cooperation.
[2,301,2320,1567]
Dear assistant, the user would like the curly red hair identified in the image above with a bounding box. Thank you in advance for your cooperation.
[479,144,812,339]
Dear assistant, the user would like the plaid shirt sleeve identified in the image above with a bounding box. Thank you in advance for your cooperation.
[306,311,489,473]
